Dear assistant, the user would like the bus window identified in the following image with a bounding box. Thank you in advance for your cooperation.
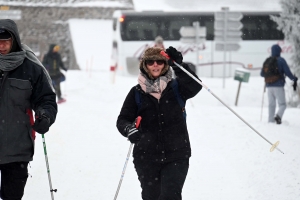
[168,17,190,40]
[241,15,284,40]
[200,16,214,40]
[121,17,158,41]
[119,13,283,41]
[120,14,215,41]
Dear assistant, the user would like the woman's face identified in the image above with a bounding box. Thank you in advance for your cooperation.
[145,59,165,78]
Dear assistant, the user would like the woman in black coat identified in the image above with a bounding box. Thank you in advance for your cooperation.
[117,46,202,200]
[42,44,67,103]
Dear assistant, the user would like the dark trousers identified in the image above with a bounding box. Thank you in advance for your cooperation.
[52,78,62,99]
[134,158,189,200]
[0,162,29,200]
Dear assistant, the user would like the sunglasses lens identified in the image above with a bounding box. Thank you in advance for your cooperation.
[145,60,155,65]
[145,60,165,65]
[156,60,165,65]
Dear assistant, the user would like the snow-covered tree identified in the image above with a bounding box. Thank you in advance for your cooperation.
[271,0,300,107]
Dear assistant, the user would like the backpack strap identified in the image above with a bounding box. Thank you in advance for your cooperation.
[171,79,186,120]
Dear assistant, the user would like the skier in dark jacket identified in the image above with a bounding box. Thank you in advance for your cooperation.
[260,44,298,124]
[0,19,57,199]
[42,44,67,103]
[117,46,202,200]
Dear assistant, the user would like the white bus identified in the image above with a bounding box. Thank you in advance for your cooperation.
[110,10,292,77]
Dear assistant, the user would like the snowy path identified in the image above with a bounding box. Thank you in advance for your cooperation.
[21,70,300,200]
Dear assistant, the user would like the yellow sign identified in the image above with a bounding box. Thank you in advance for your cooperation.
[0,6,10,10]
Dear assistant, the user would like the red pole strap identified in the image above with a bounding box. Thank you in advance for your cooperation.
[26,109,36,140]
[135,116,142,128]
[160,51,170,59]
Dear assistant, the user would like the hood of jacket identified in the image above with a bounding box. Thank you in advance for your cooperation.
[47,44,56,53]
[0,19,22,53]
[271,44,281,57]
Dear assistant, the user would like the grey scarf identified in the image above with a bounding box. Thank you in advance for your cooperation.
[138,68,173,100]
[0,50,26,72]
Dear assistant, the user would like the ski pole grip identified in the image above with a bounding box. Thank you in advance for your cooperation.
[135,116,142,128]
[160,51,170,59]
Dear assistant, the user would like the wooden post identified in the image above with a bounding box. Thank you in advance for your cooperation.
[235,81,242,106]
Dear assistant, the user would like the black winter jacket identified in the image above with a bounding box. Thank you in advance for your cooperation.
[42,44,67,79]
[0,19,57,164]
[117,64,202,162]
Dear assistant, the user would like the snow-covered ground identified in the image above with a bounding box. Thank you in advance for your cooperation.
[15,19,300,200]
[1,1,299,199]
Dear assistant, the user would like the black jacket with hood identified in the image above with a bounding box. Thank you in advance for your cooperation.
[0,19,57,164]
[42,44,67,79]
[117,63,202,162]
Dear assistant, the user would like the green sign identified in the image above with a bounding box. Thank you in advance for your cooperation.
[234,69,250,83]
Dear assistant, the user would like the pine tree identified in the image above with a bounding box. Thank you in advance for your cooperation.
[271,0,300,106]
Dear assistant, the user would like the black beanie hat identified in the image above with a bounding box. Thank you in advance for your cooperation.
[0,28,12,40]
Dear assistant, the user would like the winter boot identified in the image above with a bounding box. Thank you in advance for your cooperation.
[274,115,281,124]
[57,97,66,104]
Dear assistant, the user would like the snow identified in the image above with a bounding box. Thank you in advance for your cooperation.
[1,1,300,198]
[16,19,300,199]
[68,19,112,72]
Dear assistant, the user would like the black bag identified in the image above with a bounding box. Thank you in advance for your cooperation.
[262,57,281,83]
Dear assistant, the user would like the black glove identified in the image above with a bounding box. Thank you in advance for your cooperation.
[124,119,141,144]
[293,77,298,91]
[32,109,51,134]
[61,65,68,72]
[165,46,183,66]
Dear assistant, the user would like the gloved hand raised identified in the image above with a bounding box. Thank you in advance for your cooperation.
[165,46,183,66]
[124,117,142,144]
[32,109,51,134]
[293,77,298,91]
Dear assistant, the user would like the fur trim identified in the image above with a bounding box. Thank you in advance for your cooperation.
[139,47,169,79]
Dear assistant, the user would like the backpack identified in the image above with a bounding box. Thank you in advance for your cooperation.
[134,79,186,120]
[262,57,281,83]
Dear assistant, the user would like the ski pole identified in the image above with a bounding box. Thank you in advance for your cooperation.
[160,51,284,154]
[42,134,57,200]
[27,109,57,198]
[113,116,142,200]
[260,83,266,121]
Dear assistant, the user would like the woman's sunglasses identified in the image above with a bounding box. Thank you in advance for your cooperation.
[145,60,165,66]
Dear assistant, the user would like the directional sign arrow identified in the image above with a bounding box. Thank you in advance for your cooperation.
[215,43,241,51]
[180,37,206,44]
[214,30,243,37]
[214,21,243,31]
[179,26,206,37]
[215,12,243,21]
[214,35,242,42]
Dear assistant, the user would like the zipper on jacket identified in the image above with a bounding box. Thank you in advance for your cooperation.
[0,72,9,99]
[157,100,167,161]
